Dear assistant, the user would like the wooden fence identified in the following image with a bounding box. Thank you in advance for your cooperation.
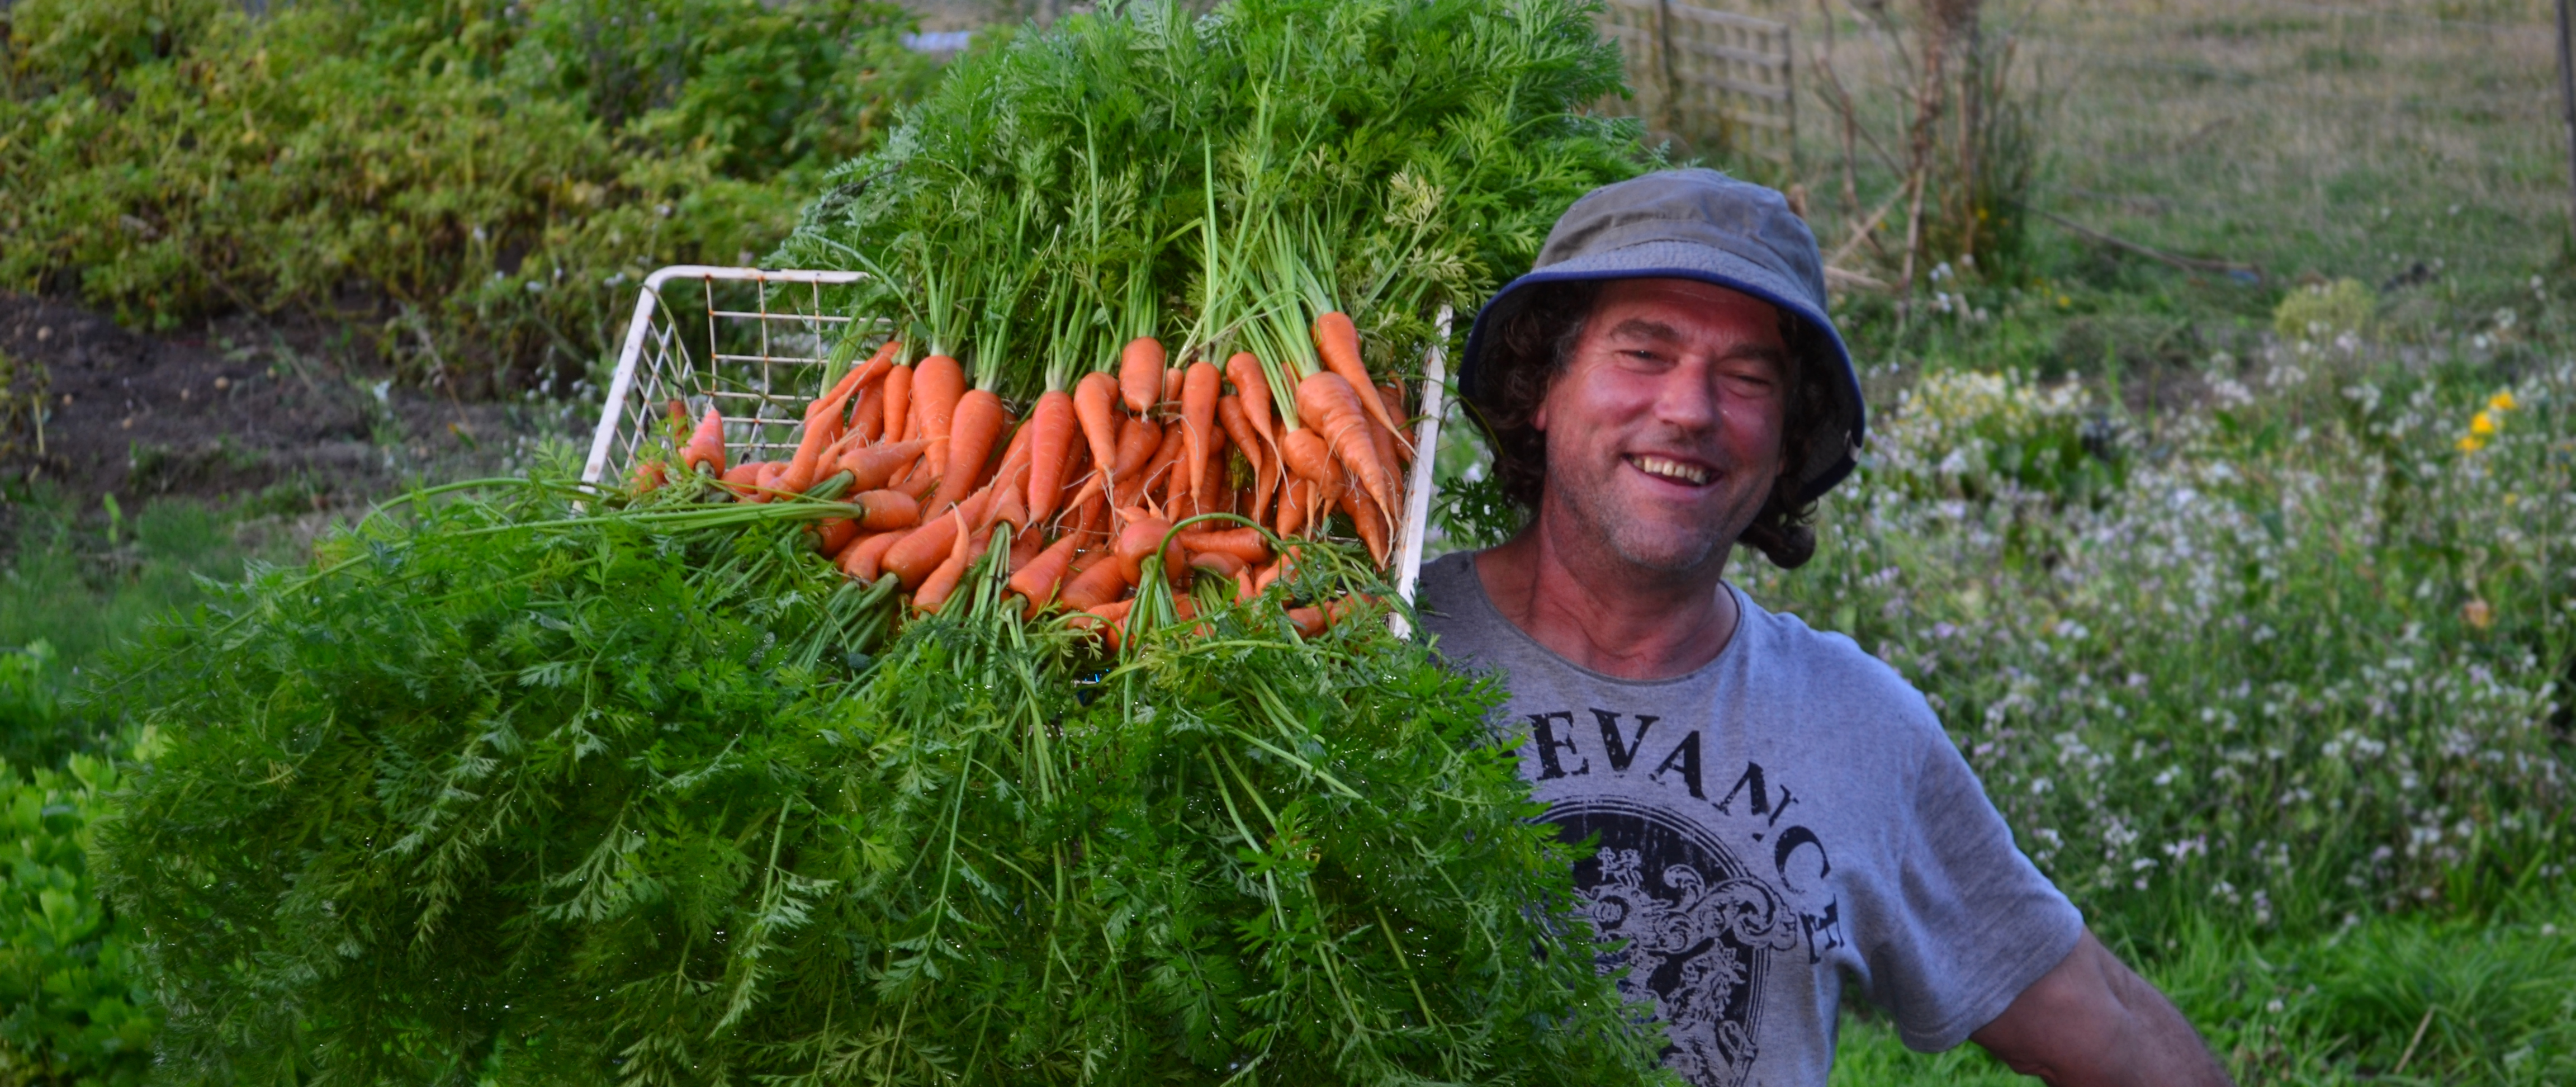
[1595,0,1794,168]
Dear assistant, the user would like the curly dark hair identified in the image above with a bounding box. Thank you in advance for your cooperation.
[1462,280,1838,569]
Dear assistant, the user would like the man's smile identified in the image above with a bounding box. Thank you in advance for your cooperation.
[1625,453,1715,487]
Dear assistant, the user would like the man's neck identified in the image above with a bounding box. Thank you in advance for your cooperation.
[1472,513,1741,681]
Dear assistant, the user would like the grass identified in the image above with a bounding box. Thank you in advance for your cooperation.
[1834,896,2576,1085]
[0,490,290,766]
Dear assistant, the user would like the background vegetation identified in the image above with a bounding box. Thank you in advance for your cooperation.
[2,0,2573,1083]
[0,0,937,394]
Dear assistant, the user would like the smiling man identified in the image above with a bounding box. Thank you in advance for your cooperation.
[1418,169,2233,1087]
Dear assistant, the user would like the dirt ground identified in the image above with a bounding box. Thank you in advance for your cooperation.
[0,293,577,512]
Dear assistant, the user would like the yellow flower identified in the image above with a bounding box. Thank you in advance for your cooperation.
[2457,434,2488,453]
[2056,295,2071,307]
[2489,390,2518,412]
[2470,411,2497,436]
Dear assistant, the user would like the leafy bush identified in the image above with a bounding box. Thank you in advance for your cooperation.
[0,754,158,1087]
[1742,360,2575,936]
[0,0,937,393]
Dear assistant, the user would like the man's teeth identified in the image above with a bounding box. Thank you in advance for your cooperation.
[1630,456,1711,485]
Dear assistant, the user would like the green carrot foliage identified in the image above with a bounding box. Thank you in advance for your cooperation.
[92,479,1674,1086]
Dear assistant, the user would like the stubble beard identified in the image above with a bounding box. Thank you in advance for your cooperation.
[1540,451,1755,578]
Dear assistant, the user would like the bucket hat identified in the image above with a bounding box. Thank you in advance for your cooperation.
[1457,168,1865,505]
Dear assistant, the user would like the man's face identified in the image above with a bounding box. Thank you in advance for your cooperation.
[1533,277,1791,574]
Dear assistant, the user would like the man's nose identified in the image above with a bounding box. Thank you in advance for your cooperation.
[1648,359,1721,431]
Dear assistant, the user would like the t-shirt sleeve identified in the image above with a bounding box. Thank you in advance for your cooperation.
[1861,720,2086,1052]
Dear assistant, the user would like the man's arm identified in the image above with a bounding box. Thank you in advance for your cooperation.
[1966,929,2234,1087]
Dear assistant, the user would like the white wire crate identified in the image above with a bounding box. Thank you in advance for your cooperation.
[583,266,875,486]
[588,267,1448,610]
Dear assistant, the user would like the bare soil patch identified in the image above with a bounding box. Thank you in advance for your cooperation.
[1,293,577,509]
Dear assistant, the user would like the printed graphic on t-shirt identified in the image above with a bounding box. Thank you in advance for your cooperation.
[1551,798,1800,1087]
[1522,707,1850,1087]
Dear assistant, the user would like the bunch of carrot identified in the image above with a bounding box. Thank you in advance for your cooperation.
[632,316,1413,645]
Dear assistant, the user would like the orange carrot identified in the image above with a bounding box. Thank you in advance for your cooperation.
[911,510,976,613]
[1377,382,1413,467]
[1050,447,1095,528]
[1084,599,1137,650]
[837,438,930,492]
[849,382,887,445]
[1057,550,1129,611]
[1112,415,1161,479]
[1276,476,1309,538]
[1234,565,1257,604]
[1363,395,1400,494]
[914,354,966,445]
[1128,422,1188,511]
[1007,525,1045,571]
[1074,372,1121,482]
[1024,389,1078,523]
[1338,481,1390,565]
[894,455,937,500]
[883,486,995,588]
[1053,471,1104,533]
[1219,395,1276,530]
[775,401,846,495]
[682,407,728,475]
[1286,606,1327,639]
[720,460,763,499]
[630,459,666,494]
[1119,337,1164,415]
[1187,433,1227,521]
[1177,526,1270,565]
[1180,360,1220,506]
[665,399,692,443]
[1188,549,1246,580]
[882,364,914,443]
[814,517,861,558]
[1164,366,1185,409]
[984,421,1037,507]
[808,355,873,424]
[841,529,903,582]
[1224,352,1275,447]
[1295,371,1399,518]
[1312,310,1400,436]
[749,462,789,503]
[987,478,1030,532]
[853,489,922,531]
[933,389,1008,512]
[1114,514,1181,587]
[829,338,902,410]
[1279,427,1334,485]
[1073,479,1111,543]
[1007,531,1084,615]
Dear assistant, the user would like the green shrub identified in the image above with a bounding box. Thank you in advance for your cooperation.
[1742,362,2575,935]
[0,754,158,1087]
[0,0,936,392]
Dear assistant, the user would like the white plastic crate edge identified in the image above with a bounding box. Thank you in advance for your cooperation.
[583,266,870,488]
[586,267,1450,627]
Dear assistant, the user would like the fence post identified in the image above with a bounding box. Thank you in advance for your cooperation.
[2560,0,2576,240]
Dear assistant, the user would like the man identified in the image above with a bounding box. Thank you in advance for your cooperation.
[1418,169,2233,1087]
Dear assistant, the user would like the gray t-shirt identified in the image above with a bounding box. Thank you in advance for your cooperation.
[1414,551,2083,1087]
